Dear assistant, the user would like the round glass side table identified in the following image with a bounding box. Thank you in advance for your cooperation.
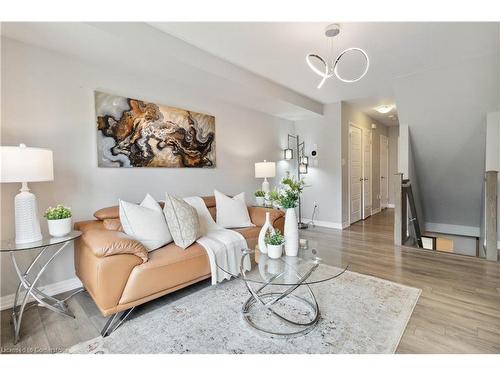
[0,231,83,344]
[215,239,349,337]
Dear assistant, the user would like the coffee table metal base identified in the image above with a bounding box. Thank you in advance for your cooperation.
[241,275,321,337]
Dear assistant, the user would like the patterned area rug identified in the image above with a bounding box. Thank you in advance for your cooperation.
[67,267,420,354]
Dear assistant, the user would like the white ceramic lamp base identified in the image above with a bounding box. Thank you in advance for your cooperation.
[261,178,270,193]
[15,182,43,244]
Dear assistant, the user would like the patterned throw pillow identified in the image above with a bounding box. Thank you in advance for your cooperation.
[163,193,200,249]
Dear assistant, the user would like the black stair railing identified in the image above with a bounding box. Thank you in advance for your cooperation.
[402,179,423,248]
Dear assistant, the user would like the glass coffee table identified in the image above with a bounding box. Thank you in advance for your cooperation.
[216,239,349,337]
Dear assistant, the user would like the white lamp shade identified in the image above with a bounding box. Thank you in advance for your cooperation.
[254,161,276,178]
[1,144,54,183]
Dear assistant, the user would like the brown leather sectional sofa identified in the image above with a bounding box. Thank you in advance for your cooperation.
[74,196,284,335]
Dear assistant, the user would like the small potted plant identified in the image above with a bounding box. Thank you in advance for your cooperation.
[44,205,72,237]
[254,190,265,206]
[265,230,285,259]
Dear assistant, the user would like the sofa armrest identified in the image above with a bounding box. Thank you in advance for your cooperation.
[248,207,285,228]
[81,229,148,263]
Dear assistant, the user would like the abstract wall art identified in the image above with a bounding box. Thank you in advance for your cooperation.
[95,91,216,168]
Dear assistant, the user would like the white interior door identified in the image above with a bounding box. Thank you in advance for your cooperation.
[350,126,362,223]
[362,129,372,219]
[380,135,389,208]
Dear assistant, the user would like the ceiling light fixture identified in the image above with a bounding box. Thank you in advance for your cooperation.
[306,24,370,89]
[375,105,393,114]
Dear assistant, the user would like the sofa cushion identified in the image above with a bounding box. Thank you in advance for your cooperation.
[233,226,261,250]
[94,206,120,220]
[247,206,285,227]
[202,196,216,209]
[119,242,211,305]
[103,218,122,231]
[119,194,172,251]
[164,193,200,249]
[95,201,167,220]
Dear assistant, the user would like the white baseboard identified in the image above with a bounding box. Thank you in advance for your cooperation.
[387,204,395,208]
[301,218,344,230]
[424,222,480,237]
[0,277,82,311]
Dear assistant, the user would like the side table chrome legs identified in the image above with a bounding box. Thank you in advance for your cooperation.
[10,241,83,344]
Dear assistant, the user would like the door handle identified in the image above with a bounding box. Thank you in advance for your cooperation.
[359,178,363,181]
[364,178,368,181]
[381,176,385,179]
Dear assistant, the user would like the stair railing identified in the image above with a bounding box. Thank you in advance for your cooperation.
[394,173,423,247]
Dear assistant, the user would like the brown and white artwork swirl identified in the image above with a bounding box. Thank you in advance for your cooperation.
[95,91,216,168]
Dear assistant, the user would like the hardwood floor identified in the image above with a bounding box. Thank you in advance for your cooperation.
[1,208,499,353]
[305,209,500,353]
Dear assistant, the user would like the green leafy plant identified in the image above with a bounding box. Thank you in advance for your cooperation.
[254,190,266,197]
[269,176,306,209]
[265,230,285,245]
[44,205,72,220]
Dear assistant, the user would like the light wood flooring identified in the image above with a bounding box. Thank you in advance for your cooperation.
[1,208,499,353]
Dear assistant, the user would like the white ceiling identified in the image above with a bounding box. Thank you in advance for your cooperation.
[151,22,499,127]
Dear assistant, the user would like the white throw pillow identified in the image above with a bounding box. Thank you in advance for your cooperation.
[119,194,173,251]
[214,190,254,228]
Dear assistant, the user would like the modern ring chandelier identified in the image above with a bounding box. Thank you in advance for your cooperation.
[306,24,369,88]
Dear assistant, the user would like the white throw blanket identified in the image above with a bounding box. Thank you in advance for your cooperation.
[183,197,251,285]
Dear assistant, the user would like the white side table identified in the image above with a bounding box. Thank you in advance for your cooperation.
[0,230,83,344]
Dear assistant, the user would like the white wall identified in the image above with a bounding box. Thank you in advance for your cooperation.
[388,126,399,206]
[394,53,499,231]
[399,124,426,229]
[2,22,323,121]
[0,37,294,298]
[294,103,342,227]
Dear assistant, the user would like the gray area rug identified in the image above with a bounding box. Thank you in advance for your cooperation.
[67,267,420,354]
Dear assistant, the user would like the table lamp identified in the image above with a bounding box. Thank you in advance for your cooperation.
[1,144,54,243]
[254,160,276,193]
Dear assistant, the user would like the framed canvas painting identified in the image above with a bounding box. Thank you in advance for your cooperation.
[95,91,216,168]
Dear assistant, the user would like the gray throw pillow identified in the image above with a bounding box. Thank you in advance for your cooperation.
[163,193,200,249]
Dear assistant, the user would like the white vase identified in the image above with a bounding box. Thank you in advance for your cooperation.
[258,212,275,254]
[267,244,283,259]
[47,217,72,237]
[255,196,265,206]
[284,208,299,256]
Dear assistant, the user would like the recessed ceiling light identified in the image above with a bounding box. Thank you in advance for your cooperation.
[375,105,393,114]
